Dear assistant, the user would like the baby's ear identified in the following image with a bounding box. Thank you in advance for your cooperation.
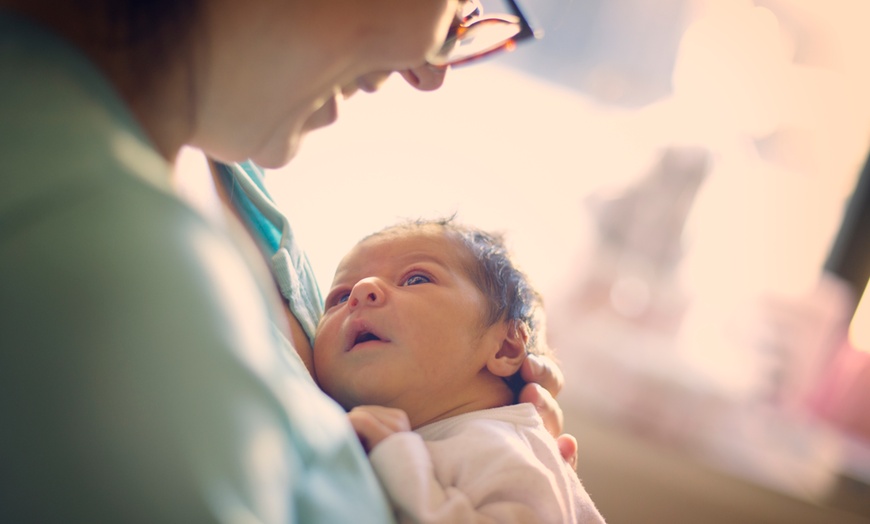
[486,321,529,378]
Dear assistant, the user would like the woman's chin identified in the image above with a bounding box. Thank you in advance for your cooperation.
[250,136,304,169]
[251,97,339,168]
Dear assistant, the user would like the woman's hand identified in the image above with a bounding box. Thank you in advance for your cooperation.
[518,354,578,469]
[348,405,411,454]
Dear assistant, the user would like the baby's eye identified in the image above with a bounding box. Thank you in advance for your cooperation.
[404,274,431,286]
[326,291,350,309]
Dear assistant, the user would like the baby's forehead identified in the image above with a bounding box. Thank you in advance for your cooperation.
[373,223,449,240]
[339,227,472,272]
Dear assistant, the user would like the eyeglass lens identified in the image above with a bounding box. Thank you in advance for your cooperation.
[428,0,536,67]
[438,17,522,66]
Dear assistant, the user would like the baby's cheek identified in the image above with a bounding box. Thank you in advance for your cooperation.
[311,334,336,386]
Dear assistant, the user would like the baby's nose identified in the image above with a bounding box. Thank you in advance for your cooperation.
[348,278,385,309]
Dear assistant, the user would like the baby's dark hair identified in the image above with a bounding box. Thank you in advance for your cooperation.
[366,217,552,397]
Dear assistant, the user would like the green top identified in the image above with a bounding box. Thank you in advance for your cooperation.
[0,11,394,523]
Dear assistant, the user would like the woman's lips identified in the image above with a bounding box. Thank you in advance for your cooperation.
[303,95,340,133]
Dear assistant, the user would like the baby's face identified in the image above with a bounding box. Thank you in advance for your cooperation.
[314,228,498,416]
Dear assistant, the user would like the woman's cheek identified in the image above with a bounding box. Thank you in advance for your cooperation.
[377,0,457,68]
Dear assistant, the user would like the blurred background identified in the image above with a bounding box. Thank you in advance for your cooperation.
[239,0,870,521]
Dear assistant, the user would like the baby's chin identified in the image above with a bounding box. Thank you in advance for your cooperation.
[320,379,388,413]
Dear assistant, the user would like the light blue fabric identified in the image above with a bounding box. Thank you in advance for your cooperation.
[213,161,324,346]
[215,161,283,254]
[0,11,393,523]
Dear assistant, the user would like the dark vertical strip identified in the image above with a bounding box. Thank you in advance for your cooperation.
[825,145,870,306]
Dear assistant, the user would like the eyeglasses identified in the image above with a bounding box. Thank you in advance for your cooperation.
[427,0,541,67]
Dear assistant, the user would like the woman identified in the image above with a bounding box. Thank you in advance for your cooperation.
[0,1,571,521]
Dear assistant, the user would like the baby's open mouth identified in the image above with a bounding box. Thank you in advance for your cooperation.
[345,323,389,352]
[347,329,389,352]
[354,331,381,345]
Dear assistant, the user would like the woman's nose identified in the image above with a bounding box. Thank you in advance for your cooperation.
[348,278,386,309]
[400,63,447,92]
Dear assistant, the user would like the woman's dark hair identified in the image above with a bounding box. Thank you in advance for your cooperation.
[82,0,200,63]
[12,1,200,61]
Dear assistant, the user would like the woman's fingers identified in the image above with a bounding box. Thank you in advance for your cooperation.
[519,383,579,467]
[520,354,564,398]
[519,382,564,438]
[556,433,579,470]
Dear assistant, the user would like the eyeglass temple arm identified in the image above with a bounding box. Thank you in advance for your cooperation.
[504,0,542,40]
